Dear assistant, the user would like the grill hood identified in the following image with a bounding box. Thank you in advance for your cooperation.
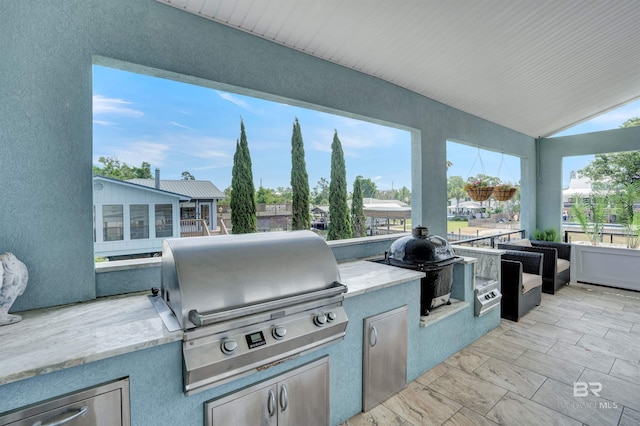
[387,226,458,269]
[162,231,342,330]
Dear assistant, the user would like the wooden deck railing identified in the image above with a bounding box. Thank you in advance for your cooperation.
[180,219,211,237]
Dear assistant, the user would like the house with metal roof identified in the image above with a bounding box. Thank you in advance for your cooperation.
[128,170,226,234]
[93,176,189,259]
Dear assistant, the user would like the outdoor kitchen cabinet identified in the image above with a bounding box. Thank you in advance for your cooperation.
[0,378,130,426]
[362,306,408,412]
[205,357,329,426]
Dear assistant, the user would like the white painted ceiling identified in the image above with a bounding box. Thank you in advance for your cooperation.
[157,0,640,138]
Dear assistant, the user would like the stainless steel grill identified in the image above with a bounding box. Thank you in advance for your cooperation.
[158,231,348,395]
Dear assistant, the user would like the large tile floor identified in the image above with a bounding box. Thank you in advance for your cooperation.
[344,283,640,426]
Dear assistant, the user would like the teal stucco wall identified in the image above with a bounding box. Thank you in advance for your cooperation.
[1,0,535,311]
[536,126,640,233]
[0,262,496,425]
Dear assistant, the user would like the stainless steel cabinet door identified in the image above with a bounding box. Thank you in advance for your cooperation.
[206,357,329,426]
[363,306,408,412]
[277,362,329,426]
[207,385,277,426]
[0,378,130,426]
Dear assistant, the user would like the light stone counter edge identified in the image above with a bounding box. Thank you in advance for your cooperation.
[0,260,426,387]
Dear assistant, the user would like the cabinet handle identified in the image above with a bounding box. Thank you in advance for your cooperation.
[32,406,89,426]
[370,325,378,347]
[267,389,276,418]
[279,384,289,412]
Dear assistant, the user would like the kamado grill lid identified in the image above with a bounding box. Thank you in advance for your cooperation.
[387,226,456,267]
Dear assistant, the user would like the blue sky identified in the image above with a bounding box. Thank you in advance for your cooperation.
[93,65,640,192]
[92,65,411,193]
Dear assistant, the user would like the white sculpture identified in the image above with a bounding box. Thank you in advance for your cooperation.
[0,252,29,326]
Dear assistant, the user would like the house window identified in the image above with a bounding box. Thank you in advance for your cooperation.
[155,204,173,238]
[103,205,124,241]
[130,204,149,239]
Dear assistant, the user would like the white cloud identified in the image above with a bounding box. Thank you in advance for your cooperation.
[93,94,143,117]
[168,135,234,163]
[217,92,252,110]
[107,141,170,167]
[198,149,231,159]
[373,176,382,181]
[170,121,192,130]
[93,119,117,127]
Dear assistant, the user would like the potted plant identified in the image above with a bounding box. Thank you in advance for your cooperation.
[532,227,561,242]
[570,193,607,245]
[464,179,494,201]
[570,187,640,291]
[493,183,518,201]
[611,182,640,249]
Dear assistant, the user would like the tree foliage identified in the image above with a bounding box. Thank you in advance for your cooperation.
[290,118,310,230]
[577,117,640,188]
[621,117,640,128]
[448,176,466,208]
[327,131,352,240]
[358,178,378,198]
[93,156,152,180]
[181,171,195,180]
[230,120,257,234]
[351,176,366,237]
[312,177,329,205]
[255,186,281,204]
[579,151,640,187]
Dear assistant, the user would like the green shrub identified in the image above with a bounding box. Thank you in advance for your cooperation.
[533,227,560,242]
[451,216,468,222]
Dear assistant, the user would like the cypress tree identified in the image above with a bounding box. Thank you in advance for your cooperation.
[327,131,352,240]
[290,118,310,230]
[351,176,366,237]
[230,120,257,234]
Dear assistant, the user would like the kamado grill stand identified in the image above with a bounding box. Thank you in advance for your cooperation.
[385,226,463,316]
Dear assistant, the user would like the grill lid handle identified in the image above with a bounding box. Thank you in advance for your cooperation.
[189,282,348,327]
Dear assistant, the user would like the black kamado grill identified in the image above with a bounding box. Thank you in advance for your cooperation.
[385,226,463,316]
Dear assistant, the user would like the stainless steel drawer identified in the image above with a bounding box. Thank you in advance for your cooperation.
[0,378,130,426]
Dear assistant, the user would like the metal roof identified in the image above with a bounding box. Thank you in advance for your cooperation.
[128,179,226,200]
[157,0,640,138]
[94,176,190,200]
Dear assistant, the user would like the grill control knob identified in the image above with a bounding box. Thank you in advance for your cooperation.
[314,313,327,326]
[272,326,287,340]
[221,338,238,355]
[327,311,337,322]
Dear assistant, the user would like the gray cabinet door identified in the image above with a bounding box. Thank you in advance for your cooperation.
[206,357,329,426]
[278,361,329,426]
[0,379,130,426]
[207,384,277,426]
[363,306,408,412]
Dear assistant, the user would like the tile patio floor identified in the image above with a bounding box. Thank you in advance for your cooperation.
[343,282,640,426]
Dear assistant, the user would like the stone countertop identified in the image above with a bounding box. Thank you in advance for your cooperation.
[340,260,424,298]
[0,292,182,386]
[0,260,424,387]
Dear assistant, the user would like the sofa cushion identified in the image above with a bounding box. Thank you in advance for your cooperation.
[522,272,543,294]
[510,238,532,247]
[557,258,570,273]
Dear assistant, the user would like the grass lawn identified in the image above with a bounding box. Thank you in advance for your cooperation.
[447,220,469,233]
